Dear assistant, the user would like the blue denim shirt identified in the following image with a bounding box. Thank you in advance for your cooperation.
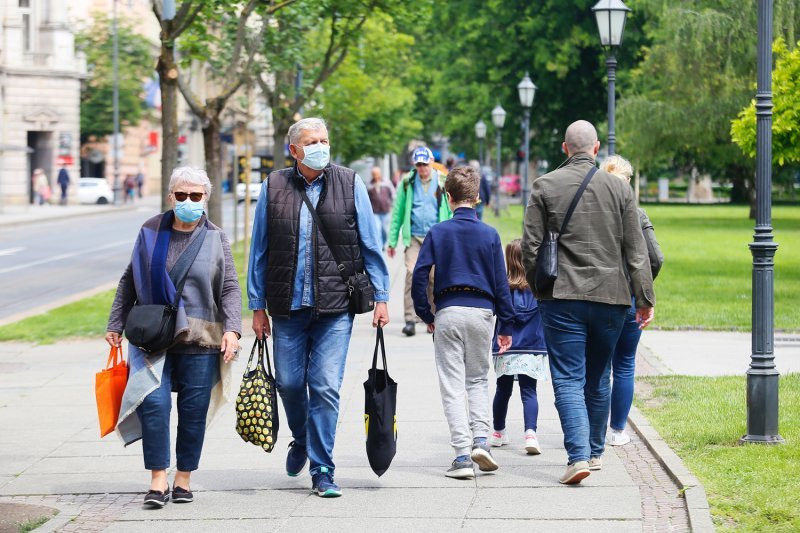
[410,175,440,237]
[247,169,390,311]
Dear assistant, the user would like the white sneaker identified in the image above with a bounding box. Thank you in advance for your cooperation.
[524,430,541,455]
[607,428,631,446]
[488,430,509,447]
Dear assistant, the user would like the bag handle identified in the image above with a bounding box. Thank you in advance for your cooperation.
[298,185,353,283]
[371,325,389,386]
[105,344,123,369]
[558,166,597,236]
[245,338,274,379]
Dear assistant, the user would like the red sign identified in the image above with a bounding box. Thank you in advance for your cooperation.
[57,155,74,166]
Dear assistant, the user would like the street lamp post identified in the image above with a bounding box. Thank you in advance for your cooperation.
[475,120,486,168]
[491,105,506,217]
[112,0,121,205]
[592,0,631,156]
[517,73,536,212]
[741,0,783,445]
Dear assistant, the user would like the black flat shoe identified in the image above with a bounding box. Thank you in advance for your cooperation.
[143,484,170,508]
[172,486,194,503]
[402,322,416,336]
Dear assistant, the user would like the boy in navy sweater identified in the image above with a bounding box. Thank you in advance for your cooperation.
[412,166,515,479]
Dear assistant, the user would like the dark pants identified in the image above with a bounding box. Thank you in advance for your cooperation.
[136,352,218,471]
[539,299,627,463]
[610,300,642,430]
[492,374,539,432]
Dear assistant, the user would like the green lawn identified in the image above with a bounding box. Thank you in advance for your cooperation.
[484,203,800,331]
[636,374,800,531]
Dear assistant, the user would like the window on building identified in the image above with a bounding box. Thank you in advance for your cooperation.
[22,14,31,51]
[19,0,31,7]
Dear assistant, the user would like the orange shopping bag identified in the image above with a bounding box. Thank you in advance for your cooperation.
[95,345,128,437]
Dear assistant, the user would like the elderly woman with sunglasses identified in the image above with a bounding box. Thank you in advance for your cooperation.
[105,167,241,508]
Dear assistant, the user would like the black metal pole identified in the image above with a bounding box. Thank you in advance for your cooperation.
[494,130,501,217]
[741,0,783,445]
[606,52,617,156]
[522,108,530,214]
[112,0,121,205]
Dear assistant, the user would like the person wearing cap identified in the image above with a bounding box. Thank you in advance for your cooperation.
[387,146,452,336]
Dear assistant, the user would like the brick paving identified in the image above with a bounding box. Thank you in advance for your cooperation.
[0,493,139,532]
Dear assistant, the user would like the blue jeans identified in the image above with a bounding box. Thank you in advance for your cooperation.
[538,299,627,463]
[271,308,354,476]
[493,374,539,432]
[137,352,218,471]
[476,204,485,220]
[610,300,642,430]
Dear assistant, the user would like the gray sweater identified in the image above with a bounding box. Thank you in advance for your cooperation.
[107,228,241,352]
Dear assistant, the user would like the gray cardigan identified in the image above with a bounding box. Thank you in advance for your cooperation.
[521,154,655,308]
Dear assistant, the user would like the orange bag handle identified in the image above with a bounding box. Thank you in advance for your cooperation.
[106,345,123,369]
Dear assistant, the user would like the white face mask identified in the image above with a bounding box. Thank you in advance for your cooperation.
[299,142,331,170]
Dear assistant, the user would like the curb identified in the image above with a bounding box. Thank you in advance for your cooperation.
[628,406,716,532]
[0,281,118,328]
[0,204,140,230]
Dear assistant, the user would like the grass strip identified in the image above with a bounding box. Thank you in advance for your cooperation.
[636,373,800,531]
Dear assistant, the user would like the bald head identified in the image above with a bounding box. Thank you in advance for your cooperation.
[563,120,600,158]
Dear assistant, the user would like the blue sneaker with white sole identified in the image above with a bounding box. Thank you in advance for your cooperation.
[286,440,308,477]
[311,467,342,497]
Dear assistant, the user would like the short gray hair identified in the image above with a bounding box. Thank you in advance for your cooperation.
[564,120,598,155]
[168,166,212,198]
[288,117,328,145]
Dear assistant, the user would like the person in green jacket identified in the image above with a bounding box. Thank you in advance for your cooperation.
[387,146,452,336]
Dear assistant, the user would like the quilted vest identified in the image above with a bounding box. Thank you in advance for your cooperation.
[265,164,363,317]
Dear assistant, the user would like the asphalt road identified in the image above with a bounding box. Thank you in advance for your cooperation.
[0,196,255,322]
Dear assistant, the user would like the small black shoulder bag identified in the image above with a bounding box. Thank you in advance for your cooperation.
[534,166,597,293]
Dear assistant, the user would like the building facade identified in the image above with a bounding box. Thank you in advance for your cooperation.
[0,0,84,205]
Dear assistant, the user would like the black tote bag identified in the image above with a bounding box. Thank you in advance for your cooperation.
[363,325,397,476]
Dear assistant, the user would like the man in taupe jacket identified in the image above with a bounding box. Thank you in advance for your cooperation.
[521,120,655,485]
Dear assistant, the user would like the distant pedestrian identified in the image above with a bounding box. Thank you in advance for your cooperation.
[136,171,145,198]
[106,166,242,508]
[412,165,514,479]
[33,168,51,205]
[521,120,655,485]
[387,146,452,337]
[124,174,136,203]
[489,239,546,455]
[600,155,664,447]
[57,164,70,205]
[367,166,394,250]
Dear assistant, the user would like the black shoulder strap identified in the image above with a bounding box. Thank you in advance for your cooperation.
[559,166,597,235]
[298,187,350,283]
[168,223,208,307]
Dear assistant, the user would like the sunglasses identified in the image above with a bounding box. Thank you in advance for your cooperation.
[173,191,204,202]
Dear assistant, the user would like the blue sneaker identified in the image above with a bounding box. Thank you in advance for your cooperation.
[311,467,342,498]
[286,441,308,477]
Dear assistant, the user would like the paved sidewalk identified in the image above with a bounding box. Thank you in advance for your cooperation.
[0,252,704,532]
[0,196,160,229]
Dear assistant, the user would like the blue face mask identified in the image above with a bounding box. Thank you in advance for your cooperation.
[300,142,330,170]
[174,199,204,223]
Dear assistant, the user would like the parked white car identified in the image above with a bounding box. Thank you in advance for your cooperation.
[236,180,263,203]
[77,177,113,205]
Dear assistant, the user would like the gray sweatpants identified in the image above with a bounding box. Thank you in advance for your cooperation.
[433,306,495,457]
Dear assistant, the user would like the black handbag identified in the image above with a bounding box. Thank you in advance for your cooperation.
[534,167,597,293]
[124,224,207,353]
[299,188,376,314]
[235,337,279,452]
[364,325,397,476]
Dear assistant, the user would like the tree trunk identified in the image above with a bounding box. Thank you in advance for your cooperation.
[157,43,179,212]
[203,113,224,226]
[273,123,287,164]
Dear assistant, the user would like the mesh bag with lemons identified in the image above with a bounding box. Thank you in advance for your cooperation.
[236,338,279,452]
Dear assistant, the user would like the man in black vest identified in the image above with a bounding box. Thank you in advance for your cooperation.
[247,117,390,497]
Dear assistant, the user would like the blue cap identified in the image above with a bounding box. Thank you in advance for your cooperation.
[412,147,433,165]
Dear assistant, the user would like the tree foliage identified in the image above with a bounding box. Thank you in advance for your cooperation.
[409,0,646,165]
[75,14,155,138]
[731,38,800,166]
